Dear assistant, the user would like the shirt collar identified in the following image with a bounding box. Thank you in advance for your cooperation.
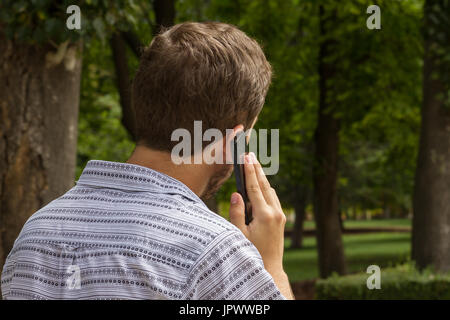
[76,160,207,209]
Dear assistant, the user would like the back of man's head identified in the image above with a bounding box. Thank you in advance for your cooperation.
[132,21,272,152]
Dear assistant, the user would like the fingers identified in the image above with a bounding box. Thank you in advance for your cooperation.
[244,154,266,207]
[247,153,286,224]
[270,187,282,211]
[229,192,248,235]
[244,153,285,225]
[249,153,278,208]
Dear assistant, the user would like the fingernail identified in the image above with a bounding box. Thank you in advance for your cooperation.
[231,193,239,204]
[244,154,251,164]
[250,152,258,163]
[239,154,245,164]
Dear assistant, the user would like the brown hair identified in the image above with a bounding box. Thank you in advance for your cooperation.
[132,21,272,151]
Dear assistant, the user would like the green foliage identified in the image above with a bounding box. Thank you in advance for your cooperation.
[4,0,430,218]
[0,0,153,44]
[316,262,450,299]
[335,0,423,215]
[179,0,425,216]
[424,0,450,108]
[184,0,319,206]
[253,0,318,206]
[76,35,134,179]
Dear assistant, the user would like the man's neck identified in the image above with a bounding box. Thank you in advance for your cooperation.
[126,145,211,198]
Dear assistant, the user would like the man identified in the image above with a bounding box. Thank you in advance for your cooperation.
[1,22,294,300]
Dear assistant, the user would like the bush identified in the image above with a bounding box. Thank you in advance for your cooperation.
[315,263,450,299]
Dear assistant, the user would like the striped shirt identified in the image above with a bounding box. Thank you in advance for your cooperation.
[1,160,284,300]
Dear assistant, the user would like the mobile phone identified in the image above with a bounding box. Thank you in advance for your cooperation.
[233,131,253,225]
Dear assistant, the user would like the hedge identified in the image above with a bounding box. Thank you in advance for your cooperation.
[315,263,450,299]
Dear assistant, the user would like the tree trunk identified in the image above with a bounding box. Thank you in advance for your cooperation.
[111,0,175,140]
[339,208,345,229]
[153,0,176,35]
[313,5,347,278]
[291,193,307,249]
[110,33,137,141]
[412,0,450,272]
[0,37,82,274]
[122,31,144,58]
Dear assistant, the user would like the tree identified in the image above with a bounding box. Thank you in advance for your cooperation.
[311,0,423,277]
[0,2,82,273]
[412,0,450,272]
[110,33,137,140]
[338,0,422,221]
[110,0,176,141]
[0,0,152,280]
[153,0,176,35]
[313,4,347,277]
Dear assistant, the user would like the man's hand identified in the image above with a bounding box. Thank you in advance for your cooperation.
[229,152,294,299]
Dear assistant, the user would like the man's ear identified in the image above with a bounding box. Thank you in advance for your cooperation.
[223,124,244,164]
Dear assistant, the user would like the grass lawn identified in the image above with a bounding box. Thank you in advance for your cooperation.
[284,231,411,282]
[296,218,412,230]
[342,218,411,228]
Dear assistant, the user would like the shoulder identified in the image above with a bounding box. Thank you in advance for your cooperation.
[179,198,262,266]
[183,201,243,236]
[179,202,284,300]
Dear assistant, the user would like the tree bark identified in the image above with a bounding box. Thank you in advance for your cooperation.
[412,0,450,272]
[153,0,176,35]
[122,31,144,58]
[0,37,82,275]
[110,33,137,141]
[111,0,175,140]
[313,5,347,278]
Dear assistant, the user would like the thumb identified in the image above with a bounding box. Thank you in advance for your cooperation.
[229,192,247,233]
